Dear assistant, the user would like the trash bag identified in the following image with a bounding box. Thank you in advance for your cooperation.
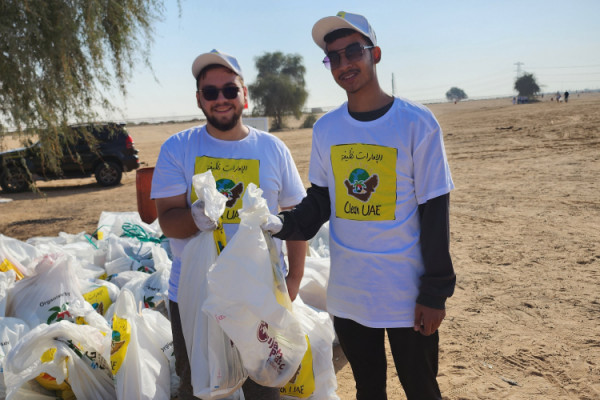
[80,278,120,317]
[0,270,17,317]
[307,222,330,259]
[111,288,171,400]
[179,170,247,399]
[203,183,307,388]
[121,267,170,318]
[140,307,180,398]
[280,297,339,399]
[96,211,162,240]
[298,257,330,313]
[26,231,106,276]
[5,253,87,328]
[29,241,106,281]
[0,317,30,398]
[3,320,115,400]
[0,234,42,279]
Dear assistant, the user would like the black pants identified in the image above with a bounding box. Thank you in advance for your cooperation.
[170,301,280,400]
[334,316,442,400]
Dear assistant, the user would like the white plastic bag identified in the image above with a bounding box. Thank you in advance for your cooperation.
[121,267,169,316]
[140,308,180,398]
[297,257,330,312]
[0,317,30,398]
[0,234,41,279]
[111,288,171,400]
[5,253,87,328]
[103,234,157,276]
[96,211,162,240]
[31,241,107,281]
[307,222,330,259]
[280,297,339,399]
[179,170,247,399]
[80,278,120,316]
[27,231,106,275]
[203,183,307,387]
[3,320,115,400]
[0,270,17,317]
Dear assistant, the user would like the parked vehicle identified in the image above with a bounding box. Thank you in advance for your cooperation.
[0,123,140,193]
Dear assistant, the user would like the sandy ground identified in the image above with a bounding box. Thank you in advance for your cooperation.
[1,93,599,399]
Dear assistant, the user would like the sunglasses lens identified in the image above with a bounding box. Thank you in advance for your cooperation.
[201,88,219,101]
[201,87,239,101]
[222,87,240,99]
[325,53,341,69]
[324,43,367,70]
[345,43,363,61]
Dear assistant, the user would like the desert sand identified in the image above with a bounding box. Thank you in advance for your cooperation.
[1,93,599,399]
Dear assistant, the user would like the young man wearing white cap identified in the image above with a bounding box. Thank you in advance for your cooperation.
[263,11,455,400]
[151,49,307,399]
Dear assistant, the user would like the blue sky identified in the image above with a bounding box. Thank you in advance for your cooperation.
[110,0,600,121]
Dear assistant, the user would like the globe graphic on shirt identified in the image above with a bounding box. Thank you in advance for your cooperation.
[216,178,235,194]
[344,168,379,202]
[348,168,370,192]
[215,178,244,208]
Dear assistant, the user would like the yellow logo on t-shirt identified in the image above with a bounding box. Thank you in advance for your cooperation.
[331,143,397,221]
[192,156,260,224]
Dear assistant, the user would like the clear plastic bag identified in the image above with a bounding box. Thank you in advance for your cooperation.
[6,253,86,328]
[179,171,247,399]
[280,297,339,399]
[111,289,171,400]
[3,320,114,400]
[203,183,307,388]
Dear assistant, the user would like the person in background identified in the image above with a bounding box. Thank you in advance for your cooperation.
[151,49,307,400]
[262,11,456,400]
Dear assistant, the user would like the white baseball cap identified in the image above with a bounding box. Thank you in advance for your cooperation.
[312,11,377,52]
[191,49,244,80]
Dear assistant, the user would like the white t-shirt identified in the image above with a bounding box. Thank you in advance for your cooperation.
[309,97,454,328]
[151,125,306,302]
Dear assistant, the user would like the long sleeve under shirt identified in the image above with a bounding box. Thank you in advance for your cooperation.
[275,102,456,309]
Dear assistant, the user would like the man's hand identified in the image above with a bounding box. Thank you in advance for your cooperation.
[413,303,446,336]
[191,200,217,231]
[261,214,283,234]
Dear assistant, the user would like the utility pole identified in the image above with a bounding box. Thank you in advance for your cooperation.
[514,61,524,79]
[392,73,396,96]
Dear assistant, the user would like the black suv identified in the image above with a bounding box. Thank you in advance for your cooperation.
[0,123,139,193]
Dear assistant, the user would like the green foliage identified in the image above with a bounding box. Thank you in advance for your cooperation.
[445,87,468,102]
[302,114,318,128]
[0,0,166,172]
[248,52,308,131]
[514,72,541,98]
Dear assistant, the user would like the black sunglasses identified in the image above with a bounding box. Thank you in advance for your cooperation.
[323,42,375,70]
[199,86,241,101]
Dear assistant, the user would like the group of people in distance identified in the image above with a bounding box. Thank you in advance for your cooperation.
[151,11,456,400]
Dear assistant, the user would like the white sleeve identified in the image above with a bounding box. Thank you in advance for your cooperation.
[413,117,454,204]
[150,138,189,200]
[278,144,307,208]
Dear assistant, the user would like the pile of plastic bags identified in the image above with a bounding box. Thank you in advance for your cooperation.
[0,212,176,400]
[0,171,338,400]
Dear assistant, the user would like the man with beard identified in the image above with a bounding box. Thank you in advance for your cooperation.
[262,12,456,400]
[151,49,307,399]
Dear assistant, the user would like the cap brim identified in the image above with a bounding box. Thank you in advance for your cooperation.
[312,16,361,51]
